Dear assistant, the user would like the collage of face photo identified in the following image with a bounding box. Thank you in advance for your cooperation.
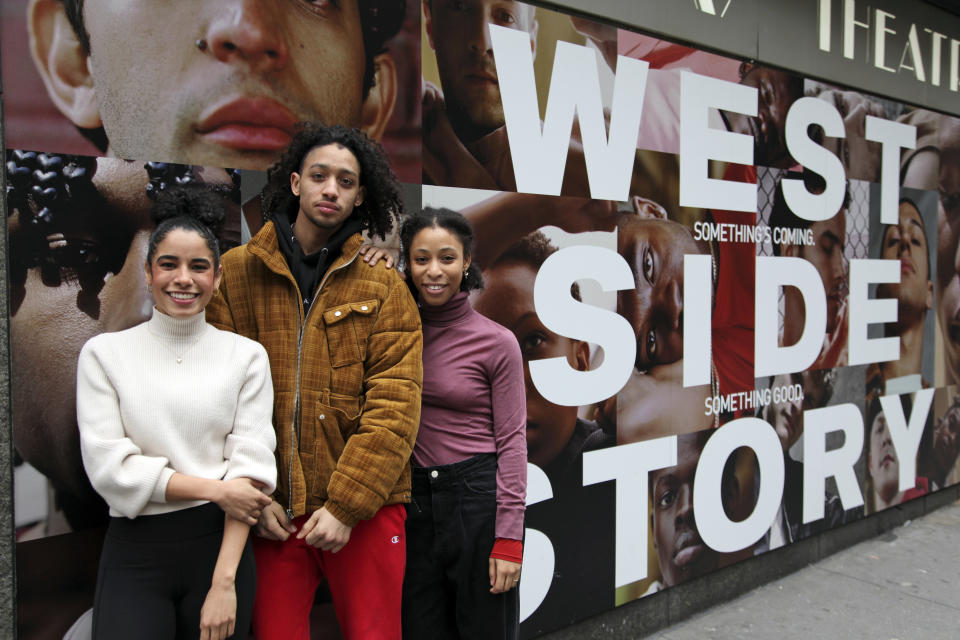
[5,1,960,639]
[420,1,960,634]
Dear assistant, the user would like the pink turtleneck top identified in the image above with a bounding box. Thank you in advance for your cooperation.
[416,291,527,541]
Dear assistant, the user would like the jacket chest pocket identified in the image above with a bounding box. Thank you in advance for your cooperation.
[323,299,379,367]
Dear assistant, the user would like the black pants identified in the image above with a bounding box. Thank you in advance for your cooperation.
[92,502,255,640]
[402,453,519,640]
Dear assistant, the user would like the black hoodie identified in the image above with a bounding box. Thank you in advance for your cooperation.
[271,209,364,314]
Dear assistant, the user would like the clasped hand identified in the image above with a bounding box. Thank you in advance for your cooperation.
[215,478,271,525]
[253,504,352,553]
[297,507,352,553]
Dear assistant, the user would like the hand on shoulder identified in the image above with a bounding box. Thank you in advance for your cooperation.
[358,243,399,272]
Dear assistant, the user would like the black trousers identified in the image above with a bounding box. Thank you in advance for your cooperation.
[92,502,255,640]
[402,453,519,640]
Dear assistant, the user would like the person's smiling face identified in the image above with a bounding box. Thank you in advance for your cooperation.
[409,225,469,306]
[145,228,222,318]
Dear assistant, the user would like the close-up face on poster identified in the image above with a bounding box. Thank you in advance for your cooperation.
[4,0,960,639]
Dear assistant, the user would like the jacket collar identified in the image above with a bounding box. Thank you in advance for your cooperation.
[329,232,365,272]
[247,221,365,280]
[247,221,290,278]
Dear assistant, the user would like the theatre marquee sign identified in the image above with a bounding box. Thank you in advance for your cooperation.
[543,0,960,114]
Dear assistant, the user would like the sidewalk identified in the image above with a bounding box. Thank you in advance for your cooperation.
[654,499,960,640]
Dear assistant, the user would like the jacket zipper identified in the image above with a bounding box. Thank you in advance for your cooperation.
[286,246,362,520]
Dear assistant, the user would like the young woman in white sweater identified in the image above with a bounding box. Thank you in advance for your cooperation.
[76,188,277,640]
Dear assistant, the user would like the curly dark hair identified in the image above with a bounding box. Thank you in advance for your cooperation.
[56,0,406,151]
[261,123,401,240]
[493,230,581,301]
[400,207,484,297]
[147,185,228,270]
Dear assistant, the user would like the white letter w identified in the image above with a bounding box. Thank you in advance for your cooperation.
[490,24,649,201]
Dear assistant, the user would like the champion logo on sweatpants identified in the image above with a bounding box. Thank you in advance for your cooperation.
[391,535,400,544]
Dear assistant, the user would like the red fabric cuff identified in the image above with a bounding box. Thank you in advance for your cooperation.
[489,538,523,563]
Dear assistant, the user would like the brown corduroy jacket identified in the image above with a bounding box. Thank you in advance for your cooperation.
[206,222,423,527]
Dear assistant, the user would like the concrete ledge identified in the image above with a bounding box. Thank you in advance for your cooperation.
[538,589,668,640]
[922,485,960,513]
[539,488,960,639]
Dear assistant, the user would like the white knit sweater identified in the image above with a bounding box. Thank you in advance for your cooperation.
[76,308,277,519]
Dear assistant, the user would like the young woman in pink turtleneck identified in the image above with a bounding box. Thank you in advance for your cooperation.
[397,207,526,639]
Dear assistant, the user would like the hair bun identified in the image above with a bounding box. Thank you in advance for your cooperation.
[150,185,227,237]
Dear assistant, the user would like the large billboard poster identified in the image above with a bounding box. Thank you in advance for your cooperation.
[419,1,960,637]
[3,1,421,637]
[4,1,960,639]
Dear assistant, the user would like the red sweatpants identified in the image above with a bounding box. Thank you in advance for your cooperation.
[251,504,406,640]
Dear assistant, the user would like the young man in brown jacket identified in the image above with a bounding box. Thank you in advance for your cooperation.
[206,123,422,640]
